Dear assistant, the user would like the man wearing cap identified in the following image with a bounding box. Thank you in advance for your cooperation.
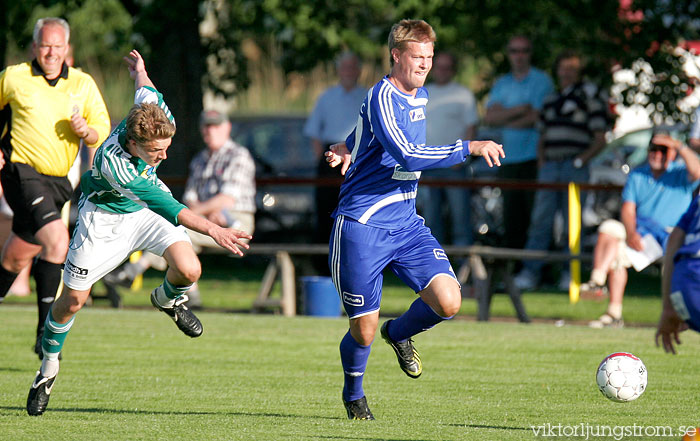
[103,109,255,306]
[184,109,256,243]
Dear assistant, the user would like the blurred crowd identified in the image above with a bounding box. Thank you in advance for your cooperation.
[3,19,700,332]
[302,36,700,329]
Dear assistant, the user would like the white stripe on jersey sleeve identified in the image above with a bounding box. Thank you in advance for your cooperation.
[376,82,460,159]
[378,83,412,154]
[101,144,137,186]
[134,87,158,105]
[351,89,374,163]
[133,87,175,125]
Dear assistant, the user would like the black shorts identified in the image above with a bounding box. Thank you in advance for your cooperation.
[0,162,73,245]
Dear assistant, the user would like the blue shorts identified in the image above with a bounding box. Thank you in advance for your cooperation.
[670,258,700,332]
[328,215,457,319]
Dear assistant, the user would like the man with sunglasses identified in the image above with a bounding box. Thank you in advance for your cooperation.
[585,132,700,328]
[484,36,554,251]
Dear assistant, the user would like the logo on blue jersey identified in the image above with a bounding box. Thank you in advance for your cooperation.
[433,249,448,261]
[343,292,365,307]
[392,164,421,181]
[409,108,425,122]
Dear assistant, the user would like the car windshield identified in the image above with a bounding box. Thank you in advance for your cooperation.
[230,117,314,177]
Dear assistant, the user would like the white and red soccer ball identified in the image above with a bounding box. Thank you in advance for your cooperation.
[596,352,647,402]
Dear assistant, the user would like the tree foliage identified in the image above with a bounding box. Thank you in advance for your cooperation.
[201,0,698,125]
[3,0,699,156]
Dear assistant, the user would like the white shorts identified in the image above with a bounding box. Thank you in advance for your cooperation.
[63,199,191,290]
[597,219,632,270]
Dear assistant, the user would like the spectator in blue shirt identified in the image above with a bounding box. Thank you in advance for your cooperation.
[484,35,554,250]
[585,132,700,328]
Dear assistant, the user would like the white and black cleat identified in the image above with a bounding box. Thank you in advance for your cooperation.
[27,371,57,416]
[150,290,203,337]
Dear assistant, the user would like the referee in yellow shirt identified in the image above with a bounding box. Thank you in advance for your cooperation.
[0,17,110,358]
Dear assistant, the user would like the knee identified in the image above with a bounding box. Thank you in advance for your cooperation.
[351,328,376,346]
[436,294,461,318]
[41,234,69,262]
[2,257,28,274]
[349,317,378,346]
[54,291,86,317]
[176,259,201,285]
[65,298,85,316]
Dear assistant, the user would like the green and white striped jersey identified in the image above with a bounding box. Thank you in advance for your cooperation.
[80,86,185,225]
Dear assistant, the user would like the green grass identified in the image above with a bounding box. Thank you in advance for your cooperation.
[1,305,698,441]
[0,256,667,326]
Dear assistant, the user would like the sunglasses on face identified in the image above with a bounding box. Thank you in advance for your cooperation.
[648,145,668,154]
[508,47,531,54]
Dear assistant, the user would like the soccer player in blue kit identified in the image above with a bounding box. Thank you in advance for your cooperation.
[656,189,700,354]
[325,19,505,419]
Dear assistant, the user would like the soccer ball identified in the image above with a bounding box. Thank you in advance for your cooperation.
[595,352,647,402]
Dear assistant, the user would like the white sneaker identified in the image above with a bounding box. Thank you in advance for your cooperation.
[589,313,624,329]
[513,269,537,291]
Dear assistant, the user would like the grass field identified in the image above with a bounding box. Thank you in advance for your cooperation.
[1,257,698,440]
[1,304,699,440]
[0,255,672,325]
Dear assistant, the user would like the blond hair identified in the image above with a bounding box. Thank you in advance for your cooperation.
[125,103,176,145]
[387,19,436,66]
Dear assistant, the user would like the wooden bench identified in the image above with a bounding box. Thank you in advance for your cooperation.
[243,243,592,319]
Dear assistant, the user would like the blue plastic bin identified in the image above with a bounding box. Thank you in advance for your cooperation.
[300,276,341,317]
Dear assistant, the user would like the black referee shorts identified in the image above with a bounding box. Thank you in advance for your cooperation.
[0,162,73,245]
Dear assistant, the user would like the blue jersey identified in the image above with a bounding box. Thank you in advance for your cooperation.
[333,76,471,228]
[671,195,700,332]
[674,195,700,260]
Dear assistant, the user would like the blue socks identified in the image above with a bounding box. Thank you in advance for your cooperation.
[339,331,371,402]
[41,309,74,360]
[387,298,451,342]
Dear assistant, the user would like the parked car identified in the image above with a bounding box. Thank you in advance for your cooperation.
[230,115,316,243]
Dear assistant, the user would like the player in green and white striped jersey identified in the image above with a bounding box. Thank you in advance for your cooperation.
[26,50,252,416]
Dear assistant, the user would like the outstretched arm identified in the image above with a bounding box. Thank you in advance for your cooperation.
[177,208,252,256]
[468,141,505,168]
[124,49,155,90]
[655,227,689,354]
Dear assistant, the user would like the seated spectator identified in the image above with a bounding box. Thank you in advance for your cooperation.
[103,109,256,307]
[584,132,700,328]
